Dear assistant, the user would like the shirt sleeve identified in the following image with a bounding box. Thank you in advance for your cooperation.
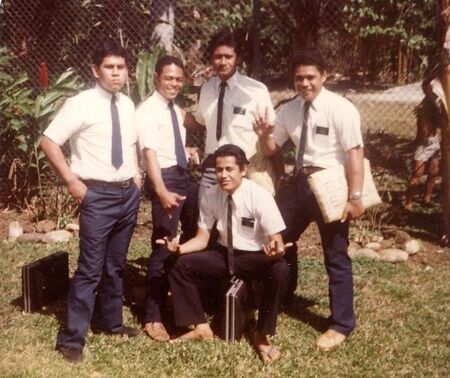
[255,187,285,235]
[135,102,162,151]
[43,96,84,145]
[334,99,364,151]
[197,188,216,230]
[194,86,206,125]
[272,105,291,148]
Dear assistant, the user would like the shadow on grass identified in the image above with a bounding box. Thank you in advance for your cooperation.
[282,295,328,333]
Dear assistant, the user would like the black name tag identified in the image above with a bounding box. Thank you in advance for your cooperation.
[241,217,255,228]
[233,106,246,115]
[316,126,329,135]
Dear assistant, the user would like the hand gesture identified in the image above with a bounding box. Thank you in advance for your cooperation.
[253,107,274,138]
[155,236,181,255]
[263,240,293,259]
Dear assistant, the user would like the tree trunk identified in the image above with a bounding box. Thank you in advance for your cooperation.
[250,0,262,80]
[439,0,450,244]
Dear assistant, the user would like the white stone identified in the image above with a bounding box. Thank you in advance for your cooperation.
[42,230,73,243]
[404,239,421,255]
[8,221,23,241]
[349,248,380,260]
[65,223,80,232]
[16,233,44,243]
[364,242,382,251]
[378,248,409,263]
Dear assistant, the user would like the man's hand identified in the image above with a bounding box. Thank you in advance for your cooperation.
[253,108,274,138]
[158,190,186,217]
[67,178,88,204]
[263,240,293,259]
[340,200,365,222]
[156,236,181,254]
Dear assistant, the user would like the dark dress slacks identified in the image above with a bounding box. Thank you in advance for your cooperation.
[169,246,289,336]
[144,166,198,323]
[56,183,140,351]
[277,173,356,336]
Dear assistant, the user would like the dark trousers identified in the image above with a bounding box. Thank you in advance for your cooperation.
[144,167,198,323]
[276,173,356,336]
[169,247,289,336]
[56,183,140,351]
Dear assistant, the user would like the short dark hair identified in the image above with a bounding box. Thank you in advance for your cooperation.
[155,55,184,75]
[214,144,249,170]
[207,29,242,59]
[291,49,327,75]
[92,40,127,67]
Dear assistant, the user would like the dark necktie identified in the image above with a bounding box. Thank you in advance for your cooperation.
[226,194,235,276]
[111,94,123,169]
[296,101,311,169]
[216,82,227,140]
[168,101,188,168]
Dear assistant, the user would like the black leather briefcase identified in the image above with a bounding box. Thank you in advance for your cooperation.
[214,276,250,342]
[22,251,69,312]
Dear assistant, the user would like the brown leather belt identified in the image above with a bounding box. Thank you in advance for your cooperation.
[295,166,324,176]
[82,178,133,189]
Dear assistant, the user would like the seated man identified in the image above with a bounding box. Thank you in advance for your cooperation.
[159,144,291,363]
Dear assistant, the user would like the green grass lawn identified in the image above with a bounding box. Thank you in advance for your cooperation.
[0,238,449,377]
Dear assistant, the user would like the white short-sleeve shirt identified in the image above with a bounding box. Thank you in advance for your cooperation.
[135,91,187,168]
[198,178,285,251]
[195,71,276,159]
[273,88,363,168]
[43,84,137,181]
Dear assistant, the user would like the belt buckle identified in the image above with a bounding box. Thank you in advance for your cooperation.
[120,179,131,189]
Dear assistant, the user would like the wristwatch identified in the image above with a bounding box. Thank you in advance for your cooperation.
[349,192,362,201]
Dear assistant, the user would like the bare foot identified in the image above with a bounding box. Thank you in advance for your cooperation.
[252,330,281,363]
[169,323,213,344]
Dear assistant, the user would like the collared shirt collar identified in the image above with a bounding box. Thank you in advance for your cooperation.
[215,70,240,93]
[94,83,120,101]
[224,177,247,206]
[153,89,172,108]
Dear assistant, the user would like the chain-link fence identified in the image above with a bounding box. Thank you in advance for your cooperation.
[0,0,439,207]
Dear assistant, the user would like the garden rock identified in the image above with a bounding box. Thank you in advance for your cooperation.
[364,242,382,251]
[378,248,409,263]
[349,248,380,260]
[21,222,35,234]
[8,221,23,241]
[16,233,44,243]
[404,239,421,255]
[35,220,56,233]
[380,238,395,249]
[42,230,73,243]
[65,223,80,232]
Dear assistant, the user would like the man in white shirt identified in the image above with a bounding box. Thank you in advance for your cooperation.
[185,29,277,194]
[135,56,198,342]
[254,49,365,351]
[159,144,290,363]
[40,41,141,363]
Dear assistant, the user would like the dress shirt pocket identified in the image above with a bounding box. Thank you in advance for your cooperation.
[313,124,330,149]
[239,217,255,239]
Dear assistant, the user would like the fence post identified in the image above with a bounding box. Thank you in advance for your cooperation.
[439,0,450,244]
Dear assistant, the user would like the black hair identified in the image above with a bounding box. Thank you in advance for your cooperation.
[291,49,327,75]
[207,29,242,59]
[155,55,184,75]
[214,144,249,170]
[92,40,127,67]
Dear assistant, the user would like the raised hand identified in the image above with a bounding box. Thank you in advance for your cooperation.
[253,107,274,138]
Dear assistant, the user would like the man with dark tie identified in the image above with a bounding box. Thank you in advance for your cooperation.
[185,29,276,195]
[254,49,365,351]
[158,144,290,363]
[134,56,198,342]
[40,40,141,363]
